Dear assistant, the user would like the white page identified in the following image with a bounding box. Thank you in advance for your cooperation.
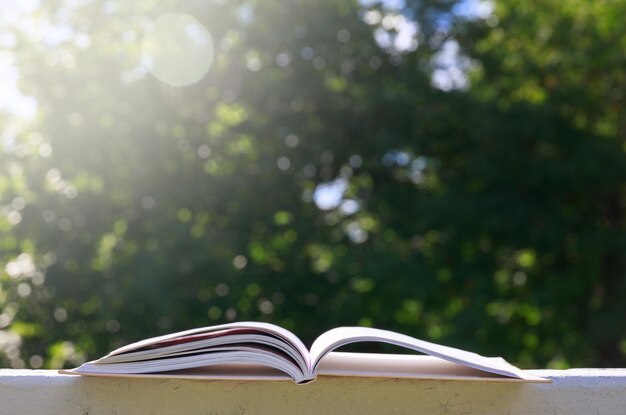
[317,352,549,382]
[74,349,306,382]
[101,333,307,373]
[309,327,546,381]
[103,321,311,369]
[61,365,293,381]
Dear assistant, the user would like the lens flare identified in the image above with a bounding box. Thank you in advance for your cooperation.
[142,13,213,87]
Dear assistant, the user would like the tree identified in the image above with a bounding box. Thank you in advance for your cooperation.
[0,0,624,369]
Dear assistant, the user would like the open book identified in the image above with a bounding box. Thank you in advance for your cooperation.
[62,322,549,383]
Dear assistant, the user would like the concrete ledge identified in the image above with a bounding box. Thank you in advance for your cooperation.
[1,369,625,414]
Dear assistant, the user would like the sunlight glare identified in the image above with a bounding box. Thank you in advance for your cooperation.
[142,13,214,87]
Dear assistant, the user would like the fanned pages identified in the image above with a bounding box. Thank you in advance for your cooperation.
[61,321,549,383]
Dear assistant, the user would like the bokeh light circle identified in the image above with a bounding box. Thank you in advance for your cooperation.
[142,13,214,87]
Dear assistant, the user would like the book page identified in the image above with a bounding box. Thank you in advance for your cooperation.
[62,363,293,381]
[317,352,546,382]
[309,327,547,381]
[102,321,311,368]
[72,349,306,382]
[101,334,302,367]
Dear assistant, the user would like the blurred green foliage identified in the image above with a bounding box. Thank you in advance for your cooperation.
[0,0,625,370]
